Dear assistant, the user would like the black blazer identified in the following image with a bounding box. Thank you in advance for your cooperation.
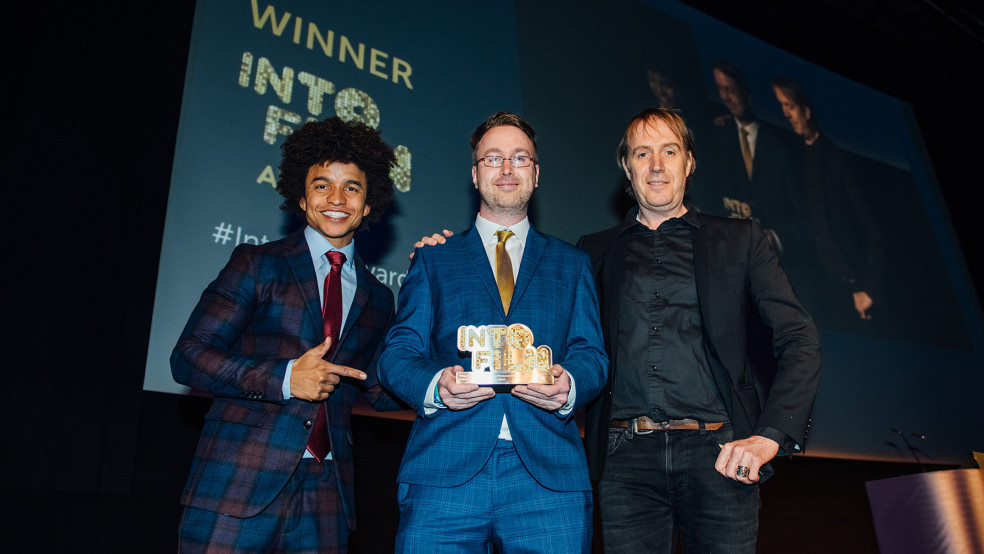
[577,209,822,481]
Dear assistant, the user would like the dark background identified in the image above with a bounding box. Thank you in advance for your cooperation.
[3,1,982,552]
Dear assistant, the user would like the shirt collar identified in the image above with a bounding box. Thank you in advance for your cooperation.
[618,204,702,235]
[475,214,530,246]
[736,118,759,134]
[304,225,356,267]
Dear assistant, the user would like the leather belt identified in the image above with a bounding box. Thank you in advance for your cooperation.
[610,416,725,432]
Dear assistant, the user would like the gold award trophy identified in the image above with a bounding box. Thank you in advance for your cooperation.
[456,323,554,386]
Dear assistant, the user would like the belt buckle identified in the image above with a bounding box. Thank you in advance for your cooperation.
[631,418,655,435]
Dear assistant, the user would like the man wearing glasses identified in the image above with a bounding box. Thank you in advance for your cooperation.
[379,112,608,553]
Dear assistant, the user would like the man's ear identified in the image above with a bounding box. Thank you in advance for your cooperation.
[621,158,631,180]
[472,165,478,189]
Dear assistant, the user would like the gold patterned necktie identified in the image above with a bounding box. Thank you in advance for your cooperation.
[739,126,753,179]
[495,230,515,315]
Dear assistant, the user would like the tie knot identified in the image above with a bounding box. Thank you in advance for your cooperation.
[496,229,514,244]
[326,250,347,268]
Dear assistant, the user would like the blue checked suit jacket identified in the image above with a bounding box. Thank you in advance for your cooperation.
[171,228,400,528]
[378,225,608,492]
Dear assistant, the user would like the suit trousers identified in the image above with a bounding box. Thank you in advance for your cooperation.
[178,459,347,553]
[394,439,592,554]
[599,423,760,553]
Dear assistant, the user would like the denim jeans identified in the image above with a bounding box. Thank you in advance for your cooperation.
[598,422,760,553]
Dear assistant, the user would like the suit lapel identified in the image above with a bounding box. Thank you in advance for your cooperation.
[690,220,737,416]
[691,221,713,327]
[601,228,628,372]
[511,227,544,313]
[285,230,325,343]
[339,253,370,352]
[462,226,505,317]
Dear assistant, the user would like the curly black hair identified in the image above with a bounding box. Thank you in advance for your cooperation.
[277,117,396,227]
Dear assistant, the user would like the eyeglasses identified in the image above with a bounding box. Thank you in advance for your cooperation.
[476,155,535,168]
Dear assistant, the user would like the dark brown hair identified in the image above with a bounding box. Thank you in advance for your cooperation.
[470,112,538,164]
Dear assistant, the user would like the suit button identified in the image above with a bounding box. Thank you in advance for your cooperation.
[303,420,313,429]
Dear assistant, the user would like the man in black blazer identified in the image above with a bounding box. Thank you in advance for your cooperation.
[578,108,821,553]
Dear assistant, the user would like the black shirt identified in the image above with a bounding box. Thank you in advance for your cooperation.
[610,210,729,423]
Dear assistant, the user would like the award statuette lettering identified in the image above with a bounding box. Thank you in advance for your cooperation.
[456,323,553,389]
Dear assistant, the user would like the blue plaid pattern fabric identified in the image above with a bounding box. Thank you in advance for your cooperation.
[394,440,592,553]
[178,459,348,553]
[171,229,400,539]
[378,225,609,493]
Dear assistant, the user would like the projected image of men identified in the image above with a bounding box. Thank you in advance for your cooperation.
[701,60,805,263]
[772,76,885,326]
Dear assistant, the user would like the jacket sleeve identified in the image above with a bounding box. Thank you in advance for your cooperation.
[377,249,448,417]
[557,251,609,412]
[170,244,289,403]
[746,222,822,451]
[361,302,408,412]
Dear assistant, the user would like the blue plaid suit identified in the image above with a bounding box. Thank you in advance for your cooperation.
[378,224,608,493]
[171,228,399,533]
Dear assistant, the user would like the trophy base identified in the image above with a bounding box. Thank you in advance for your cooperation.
[456,371,554,387]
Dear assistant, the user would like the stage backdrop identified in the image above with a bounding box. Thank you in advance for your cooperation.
[146,0,984,465]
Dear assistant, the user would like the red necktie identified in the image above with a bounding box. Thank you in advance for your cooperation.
[305,250,346,462]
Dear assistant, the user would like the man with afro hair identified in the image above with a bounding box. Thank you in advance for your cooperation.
[172,116,403,552]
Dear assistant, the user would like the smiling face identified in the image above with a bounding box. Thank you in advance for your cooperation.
[298,161,370,248]
[622,117,694,229]
[471,125,539,225]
